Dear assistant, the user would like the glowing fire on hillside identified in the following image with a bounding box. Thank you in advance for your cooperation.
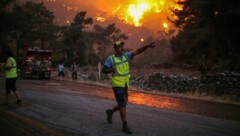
[111,0,182,28]
[43,0,183,31]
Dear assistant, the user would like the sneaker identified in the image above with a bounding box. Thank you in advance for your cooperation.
[122,124,133,134]
[106,109,113,124]
[15,99,22,105]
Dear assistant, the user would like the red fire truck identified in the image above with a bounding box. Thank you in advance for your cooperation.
[21,47,53,79]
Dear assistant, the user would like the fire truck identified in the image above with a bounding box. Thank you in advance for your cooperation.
[21,47,53,79]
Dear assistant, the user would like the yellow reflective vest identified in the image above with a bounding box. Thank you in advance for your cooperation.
[5,57,17,78]
[110,54,130,87]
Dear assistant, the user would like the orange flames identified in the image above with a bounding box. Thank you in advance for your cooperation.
[111,0,182,29]
[44,0,183,31]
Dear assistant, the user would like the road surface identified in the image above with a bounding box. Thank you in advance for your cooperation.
[0,77,240,136]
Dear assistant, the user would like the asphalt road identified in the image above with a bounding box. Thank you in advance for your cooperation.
[0,77,240,136]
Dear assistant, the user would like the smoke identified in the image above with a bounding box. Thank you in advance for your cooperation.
[34,0,177,32]
[20,0,180,36]
[20,0,176,65]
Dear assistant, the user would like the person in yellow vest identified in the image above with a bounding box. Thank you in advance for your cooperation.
[102,41,155,134]
[4,50,22,105]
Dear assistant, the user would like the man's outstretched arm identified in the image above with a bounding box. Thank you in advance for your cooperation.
[132,41,156,57]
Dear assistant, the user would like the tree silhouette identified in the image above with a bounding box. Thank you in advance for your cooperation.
[93,23,128,62]
[170,0,240,71]
[62,11,95,65]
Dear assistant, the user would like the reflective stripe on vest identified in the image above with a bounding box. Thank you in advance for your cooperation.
[5,57,17,78]
[110,54,130,87]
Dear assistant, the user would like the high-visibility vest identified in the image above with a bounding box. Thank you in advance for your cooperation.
[5,57,17,78]
[110,54,130,87]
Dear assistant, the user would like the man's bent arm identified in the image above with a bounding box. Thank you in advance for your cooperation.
[102,67,114,74]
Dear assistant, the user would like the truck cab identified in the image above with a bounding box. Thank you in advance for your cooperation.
[22,47,53,79]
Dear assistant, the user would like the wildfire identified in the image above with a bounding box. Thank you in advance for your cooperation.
[127,3,150,26]
[112,0,183,28]
[96,17,106,22]
[43,0,183,31]
[163,22,169,32]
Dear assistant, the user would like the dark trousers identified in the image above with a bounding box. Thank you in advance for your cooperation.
[72,71,77,81]
[6,78,17,94]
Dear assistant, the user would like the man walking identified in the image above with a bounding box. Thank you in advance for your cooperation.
[58,63,65,80]
[71,60,78,81]
[4,50,21,105]
[102,41,155,134]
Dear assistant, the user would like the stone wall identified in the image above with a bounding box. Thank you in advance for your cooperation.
[76,70,240,98]
[200,72,240,96]
[131,72,240,97]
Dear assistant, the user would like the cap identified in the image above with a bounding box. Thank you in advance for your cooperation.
[114,41,125,47]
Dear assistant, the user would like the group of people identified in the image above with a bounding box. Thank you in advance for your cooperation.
[57,60,78,81]
[1,41,156,134]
